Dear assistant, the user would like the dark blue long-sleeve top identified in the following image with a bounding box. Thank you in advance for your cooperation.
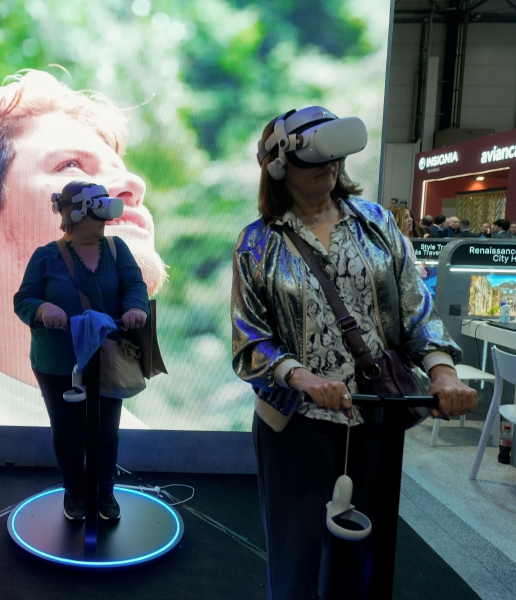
[14,236,149,376]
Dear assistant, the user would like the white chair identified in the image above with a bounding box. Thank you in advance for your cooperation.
[429,364,496,447]
[469,346,516,480]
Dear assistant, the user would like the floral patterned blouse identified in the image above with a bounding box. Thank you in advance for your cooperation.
[276,199,385,426]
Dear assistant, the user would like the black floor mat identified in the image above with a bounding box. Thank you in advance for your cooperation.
[0,467,482,600]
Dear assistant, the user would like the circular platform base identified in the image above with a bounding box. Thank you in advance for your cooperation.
[7,485,184,568]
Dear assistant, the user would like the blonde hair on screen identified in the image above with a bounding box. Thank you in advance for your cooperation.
[0,69,128,207]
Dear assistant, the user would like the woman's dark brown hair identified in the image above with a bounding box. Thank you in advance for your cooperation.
[257,115,363,221]
[409,208,425,238]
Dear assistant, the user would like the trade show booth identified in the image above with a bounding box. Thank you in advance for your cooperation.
[434,237,516,369]
[412,129,516,228]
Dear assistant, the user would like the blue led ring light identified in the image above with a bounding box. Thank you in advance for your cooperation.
[9,487,184,567]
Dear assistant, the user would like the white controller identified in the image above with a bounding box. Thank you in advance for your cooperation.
[63,364,87,402]
[326,475,372,541]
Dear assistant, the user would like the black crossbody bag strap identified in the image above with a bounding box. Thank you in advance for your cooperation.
[56,238,92,311]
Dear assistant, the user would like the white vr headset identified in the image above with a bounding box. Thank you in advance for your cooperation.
[51,181,124,223]
[257,106,368,180]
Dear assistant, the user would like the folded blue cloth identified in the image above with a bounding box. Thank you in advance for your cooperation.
[70,310,118,372]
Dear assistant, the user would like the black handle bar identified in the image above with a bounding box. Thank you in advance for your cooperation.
[352,394,439,408]
[65,318,125,325]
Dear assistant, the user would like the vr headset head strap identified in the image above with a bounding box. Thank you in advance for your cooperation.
[257,109,297,165]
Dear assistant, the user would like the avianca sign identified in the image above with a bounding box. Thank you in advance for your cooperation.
[480,145,516,164]
[418,151,459,170]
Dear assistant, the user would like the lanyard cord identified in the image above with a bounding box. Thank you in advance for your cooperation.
[344,420,352,476]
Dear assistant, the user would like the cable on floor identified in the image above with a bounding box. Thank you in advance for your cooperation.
[116,464,267,561]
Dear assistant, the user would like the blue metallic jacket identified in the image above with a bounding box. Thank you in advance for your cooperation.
[231,196,461,430]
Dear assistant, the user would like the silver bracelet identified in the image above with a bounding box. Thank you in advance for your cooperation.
[284,366,306,389]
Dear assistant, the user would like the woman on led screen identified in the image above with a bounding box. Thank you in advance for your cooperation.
[0,70,167,427]
[231,107,478,599]
[14,180,149,521]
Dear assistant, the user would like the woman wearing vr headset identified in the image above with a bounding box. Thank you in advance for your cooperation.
[14,181,149,522]
[231,107,478,599]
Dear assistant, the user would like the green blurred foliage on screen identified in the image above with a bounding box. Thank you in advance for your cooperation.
[0,0,390,431]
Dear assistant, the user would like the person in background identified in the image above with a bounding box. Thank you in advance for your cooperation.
[440,216,461,238]
[458,219,475,237]
[509,222,516,238]
[429,214,444,236]
[478,222,491,238]
[408,208,425,238]
[433,214,447,236]
[388,205,428,277]
[14,181,149,522]
[421,215,434,236]
[492,219,512,239]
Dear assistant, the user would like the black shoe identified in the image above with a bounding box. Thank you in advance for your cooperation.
[99,491,120,521]
[64,488,85,521]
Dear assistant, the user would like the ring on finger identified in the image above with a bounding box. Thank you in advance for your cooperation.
[341,394,351,402]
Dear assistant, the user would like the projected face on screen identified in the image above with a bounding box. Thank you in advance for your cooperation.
[1,0,390,431]
[0,77,167,406]
[4,111,166,295]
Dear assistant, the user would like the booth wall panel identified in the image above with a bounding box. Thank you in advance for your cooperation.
[386,24,420,144]
[0,427,257,474]
[466,45,516,67]
[467,22,516,46]
[462,86,515,108]
[460,24,516,132]
[382,143,417,206]
[463,66,516,88]
[386,23,446,144]
[461,106,516,132]
[388,68,417,87]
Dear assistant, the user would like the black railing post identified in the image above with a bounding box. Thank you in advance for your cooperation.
[369,405,408,599]
[84,348,100,552]
[351,395,438,599]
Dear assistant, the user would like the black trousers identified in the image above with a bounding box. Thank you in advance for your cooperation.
[253,411,381,600]
[33,368,122,492]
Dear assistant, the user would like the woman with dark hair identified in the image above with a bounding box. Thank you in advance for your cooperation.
[306,298,322,330]
[320,324,337,349]
[409,208,426,238]
[322,349,346,376]
[232,107,477,599]
[307,353,322,374]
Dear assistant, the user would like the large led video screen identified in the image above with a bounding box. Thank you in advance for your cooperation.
[1,0,392,430]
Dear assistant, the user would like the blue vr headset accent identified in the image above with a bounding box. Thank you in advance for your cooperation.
[51,180,124,223]
[257,106,368,180]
